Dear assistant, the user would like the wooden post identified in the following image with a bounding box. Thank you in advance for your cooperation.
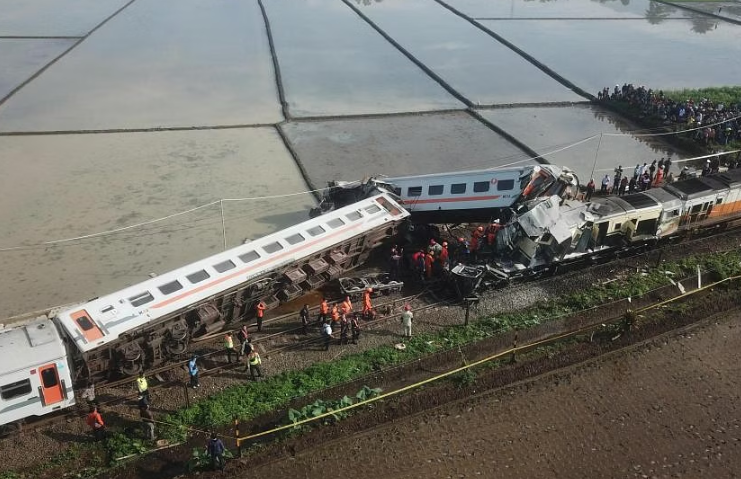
[234,418,241,457]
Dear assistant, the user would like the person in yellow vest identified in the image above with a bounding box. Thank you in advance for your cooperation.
[248,349,262,380]
[224,332,235,364]
[136,371,149,401]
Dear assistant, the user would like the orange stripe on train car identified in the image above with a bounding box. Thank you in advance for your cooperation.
[151,222,366,310]
[402,195,502,205]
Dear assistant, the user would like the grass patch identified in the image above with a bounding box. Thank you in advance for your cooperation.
[664,86,741,107]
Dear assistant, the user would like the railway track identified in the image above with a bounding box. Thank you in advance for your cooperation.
[4,225,741,438]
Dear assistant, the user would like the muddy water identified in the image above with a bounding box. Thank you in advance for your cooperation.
[0,39,75,100]
[282,112,533,188]
[443,0,690,19]
[0,0,129,36]
[262,0,463,117]
[0,0,283,132]
[352,0,582,105]
[478,105,685,182]
[479,19,741,94]
[0,128,315,319]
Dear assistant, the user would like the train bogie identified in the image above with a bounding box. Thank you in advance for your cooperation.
[0,318,75,427]
[52,194,410,383]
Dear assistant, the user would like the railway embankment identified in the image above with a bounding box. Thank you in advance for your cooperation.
[4,230,741,479]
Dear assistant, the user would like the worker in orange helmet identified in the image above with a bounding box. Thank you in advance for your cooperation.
[362,288,374,320]
[255,301,266,332]
[341,296,353,316]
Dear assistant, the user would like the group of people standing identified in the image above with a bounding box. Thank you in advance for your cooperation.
[585,158,674,200]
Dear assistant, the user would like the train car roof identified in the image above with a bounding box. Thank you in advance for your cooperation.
[54,194,409,354]
[664,178,714,200]
[587,197,634,220]
[698,175,730,192]
[642,188,683,210]
[0,318,66,376]
[385,165,545,182]
[714,168,741,187]
[619,192,661,210]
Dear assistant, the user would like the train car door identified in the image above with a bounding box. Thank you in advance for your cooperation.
[37,364,64,406]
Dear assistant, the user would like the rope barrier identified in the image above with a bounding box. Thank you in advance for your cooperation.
[235,273,738,443]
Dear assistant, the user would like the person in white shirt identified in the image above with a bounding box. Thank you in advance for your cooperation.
[400,305,413,338]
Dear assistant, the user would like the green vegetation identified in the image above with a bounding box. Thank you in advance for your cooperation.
[286,386,382,425]
[664,86,741,108]
[157,250,741,443]
[34,249,736,475]
[186,447,234,472]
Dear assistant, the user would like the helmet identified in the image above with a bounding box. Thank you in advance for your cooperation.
[442,241,448,247]
[366,288,373,293]
[494,219,500,224]
[404,304,411,311]
[459,237,465,243]
[477,226,484,232]
[429,239,436,245]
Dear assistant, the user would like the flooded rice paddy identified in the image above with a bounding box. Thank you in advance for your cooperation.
[0,0,738,319]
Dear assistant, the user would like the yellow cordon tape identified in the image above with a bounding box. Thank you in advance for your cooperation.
[236,273,739,445]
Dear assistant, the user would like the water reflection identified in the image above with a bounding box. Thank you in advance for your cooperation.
[349,0,581,104]
[478,105,684,182]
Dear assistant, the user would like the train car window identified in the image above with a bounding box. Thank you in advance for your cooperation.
[41,368,59,388]
[635,219,658,236]
[497,179,515,191]
[716,198,723,205]
[213,260,236,273]
[263,242,284,254]
[129,292,154,307]
[428,185,444,196]
[614,223,622,231]
[238,251,260,264]
[0,379,32,400]
[375,197,403,216]
[473,181,490,193]
[285,233,305,245]
[346,211,362,221]
[393,187,402,196]
[186,270,211,283]
[327,218,345,229]
[451,183,467,194]
[690,204,702,214]
[407,186,422,197]
[158,280,183,295]
[670,209,679,217]
[75,314,95,331]
[365,205,382,214]
[307,225,326,236]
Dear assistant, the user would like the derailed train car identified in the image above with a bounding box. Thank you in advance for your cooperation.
[1,193,409,426]
[487,168,741,279]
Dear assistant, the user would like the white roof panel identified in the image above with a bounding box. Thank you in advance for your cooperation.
[0,318,67,376]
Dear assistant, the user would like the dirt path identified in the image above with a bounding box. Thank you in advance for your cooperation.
[248,315,741,479]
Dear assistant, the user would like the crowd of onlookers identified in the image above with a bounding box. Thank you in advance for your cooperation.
[597,83,741,148]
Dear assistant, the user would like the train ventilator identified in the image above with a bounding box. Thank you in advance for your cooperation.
[0,318,75,427]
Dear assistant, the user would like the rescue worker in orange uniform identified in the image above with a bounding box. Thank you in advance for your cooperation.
[255,301,266,332]
[341,296,353,316]
[470,226,483,261]
[318,298,329,323]
[330,304,341,324]
[362,288,374,319]
[486,220,501,253]
[439,241,449,270]
[424,251,434,279]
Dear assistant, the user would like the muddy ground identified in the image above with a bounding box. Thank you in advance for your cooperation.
[245,301,741,479]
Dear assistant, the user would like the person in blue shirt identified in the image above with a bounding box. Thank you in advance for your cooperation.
[206,432,226,471]
[188,355,199,389]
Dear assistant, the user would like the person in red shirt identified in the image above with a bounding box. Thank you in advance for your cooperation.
[424,252,434,279]
[255,301,266,332]
[331,304,341,323]
[439,241,449,270]
[341,296,353,316]
[86,405,106,441]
